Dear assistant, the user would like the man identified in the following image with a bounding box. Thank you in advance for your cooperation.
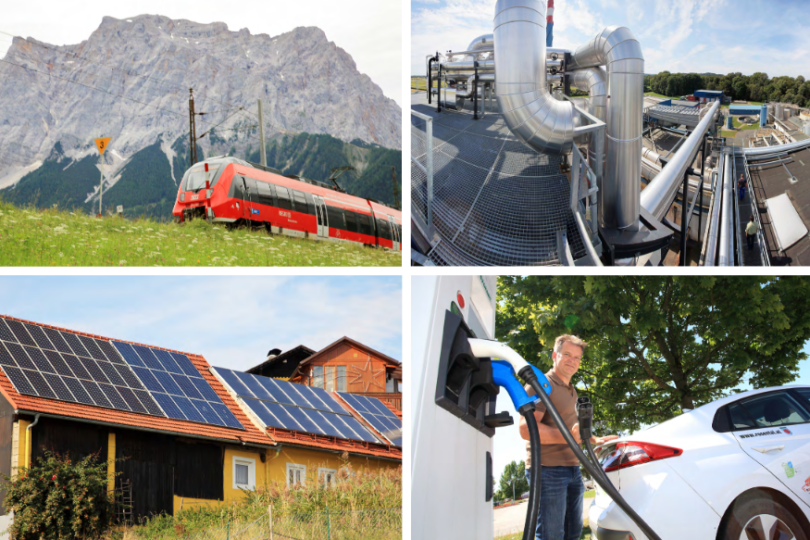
[738,173,746,201]
[746,214,758,250]
[519,335,618,540]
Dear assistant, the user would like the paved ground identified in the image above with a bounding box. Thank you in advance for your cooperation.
[493,496,594,537]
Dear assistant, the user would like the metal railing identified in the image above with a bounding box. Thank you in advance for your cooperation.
[733,148,744,266]
[565,97,605,266]
[568,138,604,267]
[742,152,771,267]
[411,110,434,228]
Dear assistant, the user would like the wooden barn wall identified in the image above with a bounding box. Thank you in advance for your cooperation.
[31,417,108,464]
[175,441,224,500]
[116,431,175,520]
[0,393,14,515]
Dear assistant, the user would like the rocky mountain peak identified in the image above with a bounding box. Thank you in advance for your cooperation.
[0,14,400,188]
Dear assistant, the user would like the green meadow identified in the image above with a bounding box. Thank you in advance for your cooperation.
[0,201,400,267]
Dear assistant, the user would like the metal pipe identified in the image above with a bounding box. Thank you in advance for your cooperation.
[719,153,734,266]
[493,0,574,154]
[24,413,41,468]
[641,100,720,221]
[569,26,644,230]
[569,67,607,174]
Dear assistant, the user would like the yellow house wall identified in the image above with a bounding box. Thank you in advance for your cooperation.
[172,443,399,514]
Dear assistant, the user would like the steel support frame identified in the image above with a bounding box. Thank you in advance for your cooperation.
[411,110,435,228]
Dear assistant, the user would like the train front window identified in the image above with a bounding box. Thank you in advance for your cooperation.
[182,163,222,192]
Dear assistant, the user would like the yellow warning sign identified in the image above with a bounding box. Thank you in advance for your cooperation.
[94,137,111,155]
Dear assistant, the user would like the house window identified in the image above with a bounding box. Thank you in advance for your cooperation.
[336,366,347,392]
[287,463,306,487]
[319,467,337,488]
[386,375,399,393]
[312,366,323,388]
[325,366,335,392]
[233,456,256,490]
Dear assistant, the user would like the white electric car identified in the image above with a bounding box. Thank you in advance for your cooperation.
[589,385,810,540]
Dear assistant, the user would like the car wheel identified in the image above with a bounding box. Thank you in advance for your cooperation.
[721,491,807,540]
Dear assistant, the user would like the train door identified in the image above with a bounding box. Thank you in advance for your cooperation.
[314,196,329,238]
[388,216,401,250]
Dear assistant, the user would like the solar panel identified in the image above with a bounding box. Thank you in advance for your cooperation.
[0,317,244,431]
[338,392,402,447]
[112,341,242,430]
[0,317,164,420]
[213,367,381,444]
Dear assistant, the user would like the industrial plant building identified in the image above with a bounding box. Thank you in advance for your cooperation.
[411,0,810,266]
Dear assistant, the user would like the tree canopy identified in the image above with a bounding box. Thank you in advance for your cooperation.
[497,460,528,502]
[496,276,810,432]
[644,70,810,107]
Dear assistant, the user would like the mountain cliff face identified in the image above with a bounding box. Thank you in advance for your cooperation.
[0,15,401,198]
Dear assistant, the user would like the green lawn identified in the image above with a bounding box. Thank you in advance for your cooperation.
[644,92,679,99]
[721,130,737,138]
[584,490,595,498]
[731,116,760,130]
[0,200,400,267]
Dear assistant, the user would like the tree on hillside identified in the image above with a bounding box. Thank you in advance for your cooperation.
[498,461,529,501]
[496,276,810,432]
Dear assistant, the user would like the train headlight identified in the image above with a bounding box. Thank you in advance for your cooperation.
[180,193,185,202]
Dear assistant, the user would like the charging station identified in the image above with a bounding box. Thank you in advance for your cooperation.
[412,275,499,540]
[412,276,664,540]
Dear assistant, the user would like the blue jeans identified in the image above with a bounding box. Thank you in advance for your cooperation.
[525,466,584,540]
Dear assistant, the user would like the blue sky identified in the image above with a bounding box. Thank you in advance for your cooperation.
[411,0,810,80]
[0,276,402,371]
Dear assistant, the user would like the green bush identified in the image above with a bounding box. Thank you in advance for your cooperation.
[3,452,113,540]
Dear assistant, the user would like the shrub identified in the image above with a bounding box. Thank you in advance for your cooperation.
[3,451,114,540]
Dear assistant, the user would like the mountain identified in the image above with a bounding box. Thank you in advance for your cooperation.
[0,15,401,213]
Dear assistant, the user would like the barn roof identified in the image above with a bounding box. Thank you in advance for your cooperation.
[0,315,401,461]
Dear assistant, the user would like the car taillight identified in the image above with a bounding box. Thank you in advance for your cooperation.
[602,442,682,472]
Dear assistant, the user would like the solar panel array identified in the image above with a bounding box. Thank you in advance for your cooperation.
[339,392,402,447]
[0,317,243,431]
[213,367,381,444]
[0,317,164,416]
[111,342,243,430]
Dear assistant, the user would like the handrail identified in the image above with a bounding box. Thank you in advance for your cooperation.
[569,142,604,266]
[411,110,435,227]
[733,149,744,266]
[741,151,771,266]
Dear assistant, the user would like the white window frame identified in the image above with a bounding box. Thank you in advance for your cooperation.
[287,463,306,487]
[319,467,337,488]
[233,456,256,490]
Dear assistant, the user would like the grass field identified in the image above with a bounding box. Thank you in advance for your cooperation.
[0,201,400,267]
[584,490,595,498]
[732,116,760,130]
[644,92,679,99]
[720,129,737,138]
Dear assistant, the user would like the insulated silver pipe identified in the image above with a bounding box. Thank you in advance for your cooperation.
[641,100,720,221]
[466,34,494,60]
[569,26,644,230]
[569,67,607,173]
[642,147,661,164]
[493,0,574,153]
[718,153,734,266]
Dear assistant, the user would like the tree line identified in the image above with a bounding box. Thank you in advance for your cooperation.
[645,71,810,106]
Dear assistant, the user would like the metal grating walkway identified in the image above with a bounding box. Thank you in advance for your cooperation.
[411,92,587,266]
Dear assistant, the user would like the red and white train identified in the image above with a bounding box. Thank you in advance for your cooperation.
[172,157,402,250]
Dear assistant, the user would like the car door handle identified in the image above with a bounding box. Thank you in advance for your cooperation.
[752,445,785,453]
